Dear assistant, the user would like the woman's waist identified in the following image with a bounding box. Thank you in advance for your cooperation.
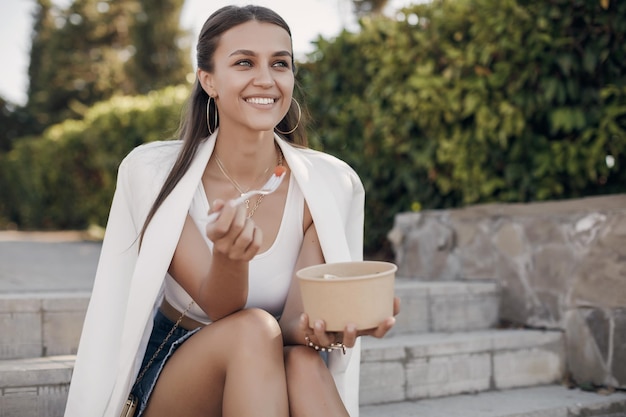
[160,298,207,331]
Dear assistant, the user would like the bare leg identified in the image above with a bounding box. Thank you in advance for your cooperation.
[284,346,350,417]
[143,308,289,417]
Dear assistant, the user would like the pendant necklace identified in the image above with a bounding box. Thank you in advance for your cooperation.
[214,144,284,218]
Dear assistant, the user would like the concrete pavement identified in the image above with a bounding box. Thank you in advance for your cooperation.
[0,231,100,293]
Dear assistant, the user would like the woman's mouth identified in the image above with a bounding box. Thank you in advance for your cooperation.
[245,97,276,105]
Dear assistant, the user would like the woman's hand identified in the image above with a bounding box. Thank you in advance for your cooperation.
[205,199,262,261]
[298,296,401,349]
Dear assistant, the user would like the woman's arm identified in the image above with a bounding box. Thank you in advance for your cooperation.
[168,199,262,321]
[280,201,399,349]
[279,209,324,345]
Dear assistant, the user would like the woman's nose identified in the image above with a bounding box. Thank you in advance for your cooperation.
[253,65,275,88]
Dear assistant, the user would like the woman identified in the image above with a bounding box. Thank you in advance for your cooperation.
[64,5,398,417]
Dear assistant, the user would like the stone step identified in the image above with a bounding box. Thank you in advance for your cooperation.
[392,279,499,335]
[0,328,565,416]
[360,385,626,417]
[359,329,565,405]
[1,360,623,417]
[0,355,73,417]
[0,293,88,360]
[0,280,499,360]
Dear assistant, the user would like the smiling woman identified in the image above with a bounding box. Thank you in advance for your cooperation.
[63,4,399,417]
[198,20,296,136]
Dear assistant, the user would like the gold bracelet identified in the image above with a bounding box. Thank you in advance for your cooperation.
[305,336,346,355]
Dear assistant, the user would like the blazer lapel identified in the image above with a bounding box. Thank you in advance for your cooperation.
[132,134,215,320]
[114,134,217,400]
[277,137,351,264]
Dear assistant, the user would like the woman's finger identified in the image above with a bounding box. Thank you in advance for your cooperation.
[393,296,401,317]
[209,203,248,254]
[240,224,262,261]
[299,313,311,334]
[223,203,247,240]
[209,199,225,215]
[341,324,358,348]
[206,199,236,240]
[359,316,396,339]
[230,218,257,258]
[313,320,335,347]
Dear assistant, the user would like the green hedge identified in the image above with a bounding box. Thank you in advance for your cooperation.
[299,0,626,256]
[0,86,188,229]
[1,0,625,259]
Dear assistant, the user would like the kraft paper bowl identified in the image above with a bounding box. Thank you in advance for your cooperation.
[296,261,397,331]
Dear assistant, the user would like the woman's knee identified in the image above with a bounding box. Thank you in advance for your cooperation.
[221,308,283,351]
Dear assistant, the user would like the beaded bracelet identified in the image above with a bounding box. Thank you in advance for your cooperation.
[305,336,346,355]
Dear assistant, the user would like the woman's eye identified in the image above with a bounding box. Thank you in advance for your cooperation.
[235,60,252,67]
[273,60,290,68]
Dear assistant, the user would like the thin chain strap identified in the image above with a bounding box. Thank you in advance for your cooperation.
[134,300,195,385]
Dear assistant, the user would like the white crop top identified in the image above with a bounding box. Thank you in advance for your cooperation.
[164,174,304,323]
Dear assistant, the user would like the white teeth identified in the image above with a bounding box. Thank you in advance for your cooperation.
[246,97,275,105]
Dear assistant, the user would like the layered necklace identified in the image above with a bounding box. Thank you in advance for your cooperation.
[214,144,284,218]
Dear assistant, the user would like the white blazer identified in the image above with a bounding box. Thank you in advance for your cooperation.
[64,132,365,417]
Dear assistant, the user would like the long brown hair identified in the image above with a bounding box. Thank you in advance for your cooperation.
[138,5,307,247]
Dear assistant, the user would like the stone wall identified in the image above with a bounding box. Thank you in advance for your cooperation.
[387,194,626,389]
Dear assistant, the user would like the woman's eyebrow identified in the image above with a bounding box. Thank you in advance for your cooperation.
[229,49,293,58]
[273,50,293,58]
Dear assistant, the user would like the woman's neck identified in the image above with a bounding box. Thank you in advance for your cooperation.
[212,130,280,186]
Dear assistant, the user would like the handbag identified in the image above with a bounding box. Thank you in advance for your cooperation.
[119,300,195,417]
[120,395,138,417]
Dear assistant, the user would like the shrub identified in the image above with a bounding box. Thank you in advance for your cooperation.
[0,86,188,229]
[299,0,626,257]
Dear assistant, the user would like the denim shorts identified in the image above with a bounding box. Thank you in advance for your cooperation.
[130,309,200,417]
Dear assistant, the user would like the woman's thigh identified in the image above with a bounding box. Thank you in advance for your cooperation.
[143,308,286,417]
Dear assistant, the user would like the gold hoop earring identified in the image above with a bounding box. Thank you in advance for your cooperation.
[207,96,218,135]
[275,98,301,135]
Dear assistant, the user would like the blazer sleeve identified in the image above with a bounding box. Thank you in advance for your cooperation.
[64,157,140,417]
[327,166,365,417]
[346,169,365,262]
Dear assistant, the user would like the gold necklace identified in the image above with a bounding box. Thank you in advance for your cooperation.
[214,145,284,218]
[214,155,267,195]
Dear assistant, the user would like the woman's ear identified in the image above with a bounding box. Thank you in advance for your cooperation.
[198,69,216,97]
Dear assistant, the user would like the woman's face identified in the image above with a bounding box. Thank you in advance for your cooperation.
[201,20,294,134]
